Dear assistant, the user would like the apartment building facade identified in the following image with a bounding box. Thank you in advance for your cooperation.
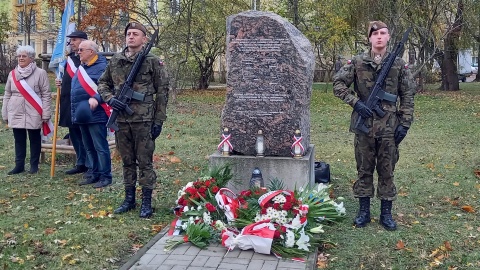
[7,0,58,56]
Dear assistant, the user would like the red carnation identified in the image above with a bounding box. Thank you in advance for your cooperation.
[198,187,207,193]
[282,202,292,210]
[273,230,281,239]
[240,190,252,197]
[178,197,188,206]
[204,180,211,187]
[185,187,197,195]
[273,203,280,210]
[211,186,219,193]
[205,202,216,212]
[261,208,267,215]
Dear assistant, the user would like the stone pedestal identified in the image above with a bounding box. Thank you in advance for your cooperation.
[209,145,315,193]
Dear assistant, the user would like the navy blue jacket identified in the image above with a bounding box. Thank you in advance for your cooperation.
[71,55,108,124]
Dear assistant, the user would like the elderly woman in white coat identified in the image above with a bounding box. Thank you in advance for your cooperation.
[2,45,51,174]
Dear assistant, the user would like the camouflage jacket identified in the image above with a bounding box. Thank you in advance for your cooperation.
[333,51,415,137]
[97,48,169,125]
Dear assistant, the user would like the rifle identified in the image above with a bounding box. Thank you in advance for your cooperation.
[106,29,159,131]
[354,27,412,134]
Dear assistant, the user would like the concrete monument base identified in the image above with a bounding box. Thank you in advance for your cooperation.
[209,145,315,193]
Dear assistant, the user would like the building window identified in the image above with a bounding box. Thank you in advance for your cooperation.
[48,8,55,23]
[30,0,36,3]
[31,10,36,32]
[17,0,24,4]
[18,40,23,46]
[30,41,35,50]
[17,11,24,32]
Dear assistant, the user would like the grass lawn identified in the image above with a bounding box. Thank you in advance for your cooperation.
[1,82,480,269]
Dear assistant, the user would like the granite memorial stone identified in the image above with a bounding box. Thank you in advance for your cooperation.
[221,10,315,157]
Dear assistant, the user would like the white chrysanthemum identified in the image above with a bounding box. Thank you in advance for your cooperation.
[265,213,273,220]
[184,206,189,212]
[188,217,195,224]
[281,210,288,217]
[278,217,287,224]
[197,205,202,211]
[273,194,287,203]
[181,222,188,230]
[254,216,261,222]
[266,207,275,214]
[272,210,280,219]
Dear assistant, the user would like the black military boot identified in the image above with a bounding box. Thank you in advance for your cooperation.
[353,197,371,228]
[380,200,397,231]
[114,186,136,214]
[139,188,153,218]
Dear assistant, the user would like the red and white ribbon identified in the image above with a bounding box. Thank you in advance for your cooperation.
[221,220,275,254]
[217,133,233,152]
[291,134,305,156]
[258,190,292,208]
[215,188,239,222]
[11,71,53,139]
[66,56,77,78]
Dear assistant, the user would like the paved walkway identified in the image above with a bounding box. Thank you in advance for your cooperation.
[120,228,317,270]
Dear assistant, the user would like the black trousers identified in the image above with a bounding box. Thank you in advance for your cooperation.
[12,128,41,168]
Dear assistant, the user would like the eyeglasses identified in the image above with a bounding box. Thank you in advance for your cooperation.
[78,48,92,52]
[16,55,29,58]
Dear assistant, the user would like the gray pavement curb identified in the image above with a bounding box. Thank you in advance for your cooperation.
[119,227,170,270]
[119,226,318,270]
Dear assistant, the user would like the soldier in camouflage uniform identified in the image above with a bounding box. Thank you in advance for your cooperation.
[333,21,415,230]
[97,22,169,218]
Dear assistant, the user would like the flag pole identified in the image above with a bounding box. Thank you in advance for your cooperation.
[50,84,61,178]
[48,0,75,177]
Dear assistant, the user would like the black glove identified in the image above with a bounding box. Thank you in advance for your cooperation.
[151,122,163,140]
[353,101,373,118]
[108,97,126,111]
[394,125,409,146]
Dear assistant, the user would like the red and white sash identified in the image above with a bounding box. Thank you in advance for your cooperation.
[77,65,114,135]
[11,71,54,138]
[77,65,112,118]
[66,56,78,78]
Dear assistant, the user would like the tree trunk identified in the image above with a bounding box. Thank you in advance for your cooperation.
[440,0,463,91]
[196,56,214,89]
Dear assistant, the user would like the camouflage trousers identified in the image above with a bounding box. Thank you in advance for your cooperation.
[353,134,399,200]
[115,121,156,189]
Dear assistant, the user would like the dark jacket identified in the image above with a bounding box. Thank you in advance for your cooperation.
[59,53,81,127]
[71,55,108,124]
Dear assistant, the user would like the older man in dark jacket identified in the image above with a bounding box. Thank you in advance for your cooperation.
[71,40,111,188]
[56,31,89,175]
